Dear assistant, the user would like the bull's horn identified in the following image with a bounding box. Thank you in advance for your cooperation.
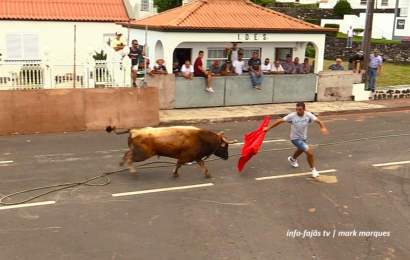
[218,131,224,135]
[222,137,237,144]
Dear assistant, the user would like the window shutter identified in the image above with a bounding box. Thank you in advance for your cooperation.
[6,34,22,59]
[23,34,39,59]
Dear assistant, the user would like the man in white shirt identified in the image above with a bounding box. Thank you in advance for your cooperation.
[111,31,127,56]
[347,25,354,48]
[181,60,194,80]
[271,59,285,74]
[261,58,272,74]
[233,53,245,76]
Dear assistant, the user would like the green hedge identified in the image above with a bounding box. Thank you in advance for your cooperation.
[305,46,316,58]
[353,28,364,36]
[305,18,318,25]
[324,24,340,37]
[333,0,353,16]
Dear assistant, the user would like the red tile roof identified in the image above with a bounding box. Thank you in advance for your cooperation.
[120,0,337,32]
[0,0,129,22]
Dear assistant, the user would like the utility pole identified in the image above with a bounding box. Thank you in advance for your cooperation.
[361,0,371,50]
[392,0,400,40]
[362,0,375,89]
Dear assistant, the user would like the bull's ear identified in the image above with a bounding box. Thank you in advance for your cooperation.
[220,142,226,147]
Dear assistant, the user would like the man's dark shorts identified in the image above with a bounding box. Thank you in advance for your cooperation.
[195,72,208,78]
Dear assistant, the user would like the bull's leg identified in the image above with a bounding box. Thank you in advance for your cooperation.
[196,159,211,178]
[173,160,184,177]
[119,150,131,167]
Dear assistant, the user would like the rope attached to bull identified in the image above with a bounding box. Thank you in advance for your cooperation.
[1,133,410,206]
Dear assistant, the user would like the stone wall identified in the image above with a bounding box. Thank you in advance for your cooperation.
[269,7,395,25]
[324,37,410,63]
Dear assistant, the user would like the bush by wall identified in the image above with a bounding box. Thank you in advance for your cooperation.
[353,28,364,36]
[333,0,353,16]
[324,24,340,37]
[305,18,318,25]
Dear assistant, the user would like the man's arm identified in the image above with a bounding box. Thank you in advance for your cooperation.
[314,119,329,135]
[181,71,192,80]
[141,43,147,56]
[352,60,357,72]
[262,118,285,132]
[378,64,382,76]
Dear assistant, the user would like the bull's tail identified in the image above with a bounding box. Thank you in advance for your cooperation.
[106,126,131,135]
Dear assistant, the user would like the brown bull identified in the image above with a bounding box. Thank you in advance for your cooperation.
[106,126,237,178]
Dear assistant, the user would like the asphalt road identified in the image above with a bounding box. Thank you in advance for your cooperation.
[1,111,410,260]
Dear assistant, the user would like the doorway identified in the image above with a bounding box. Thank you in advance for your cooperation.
[173,48,192,66]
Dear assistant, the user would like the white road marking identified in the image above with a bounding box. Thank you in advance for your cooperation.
[0,201,55,211]
[112,183,214,197]
[232,139,287,146]
[255,169,337,181]
[372,160,410,167]
[0,161,13,164]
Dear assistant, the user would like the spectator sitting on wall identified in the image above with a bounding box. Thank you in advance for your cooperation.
[328,58,345,71]
[136,58,155,87]
[221,60,234,76]
[348,51,364,73]
[261,58,272,75]
[172,59,181,77]
[181,60,194,80]
[194,51,213,93]
[248,50,263,90]
[233,53,245,76]
[300,58,311,74]
[282,54,295,74]
[294,57,302,74]
[129,40,147,87]
[111,31,126,56]
[152,59,168,74]
[209,61,222,76]
[271,59,285,74]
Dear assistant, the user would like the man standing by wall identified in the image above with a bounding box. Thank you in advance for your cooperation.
[111,31,126,56]
[233,53,245,76]
[347,26,354,48]
[129,39,146,87]
[368,49,383,92]
[194,51,213,93]
[248,51,263,90]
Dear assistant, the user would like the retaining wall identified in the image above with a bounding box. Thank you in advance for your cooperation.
[174,74,317,108]
[0,88,159,135]
[317,70,363,101]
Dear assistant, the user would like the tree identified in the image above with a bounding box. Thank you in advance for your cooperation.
[154,0,183,13]
[333,0,352,16]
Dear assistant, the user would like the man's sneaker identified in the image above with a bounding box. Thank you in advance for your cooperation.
[288,156,299,168]
[312,169,320,178]
[133,83,137,87]
[206,87,214,93]
[254,86,261,90]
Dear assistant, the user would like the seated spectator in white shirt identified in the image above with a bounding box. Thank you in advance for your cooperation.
[300,58,311,74]
[181,60,194,80]
[261,58,272,75]
[271,60,285,74]
[233,53,245,76]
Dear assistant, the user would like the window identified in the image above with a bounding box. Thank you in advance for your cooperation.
[397,19,405,29]
[275,48,293,62]
[6,34,39,60]
[141,0,149,11]
[360,0,367,5]
[381,0,388,5]
[400,8,408,17]
[206,49,228,68]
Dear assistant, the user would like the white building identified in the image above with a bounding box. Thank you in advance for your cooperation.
[118,0,337,73]
[129,0,158,20]
[0,0,135,61]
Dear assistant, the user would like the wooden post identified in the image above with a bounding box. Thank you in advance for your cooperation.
[74,25,77,89]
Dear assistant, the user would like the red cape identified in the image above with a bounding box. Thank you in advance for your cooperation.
[237,116,270,173]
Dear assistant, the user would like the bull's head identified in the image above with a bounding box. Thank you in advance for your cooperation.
[214,131,237,160]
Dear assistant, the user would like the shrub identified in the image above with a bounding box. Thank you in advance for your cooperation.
[305,18,318,25]
[324,24,340,37]
[305,46,316,58]
[353,28,364,36]
[333,0,352,16]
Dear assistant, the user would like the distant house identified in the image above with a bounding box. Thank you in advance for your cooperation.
[129,0,158,20]
[0,0,135,61]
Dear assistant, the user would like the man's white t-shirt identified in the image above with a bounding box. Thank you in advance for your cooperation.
[261,63,271,72]
[271,65,285,72]
[347,29,354,38]
[233,60,244,75]
[181,64,194,76]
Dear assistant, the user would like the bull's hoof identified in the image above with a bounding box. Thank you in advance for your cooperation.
[130,169,138,176]
[173,172,180,177]
[119,161,125,167]
[205,172,212,178]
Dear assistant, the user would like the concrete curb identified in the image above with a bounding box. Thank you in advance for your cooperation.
[159,105,410,126]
